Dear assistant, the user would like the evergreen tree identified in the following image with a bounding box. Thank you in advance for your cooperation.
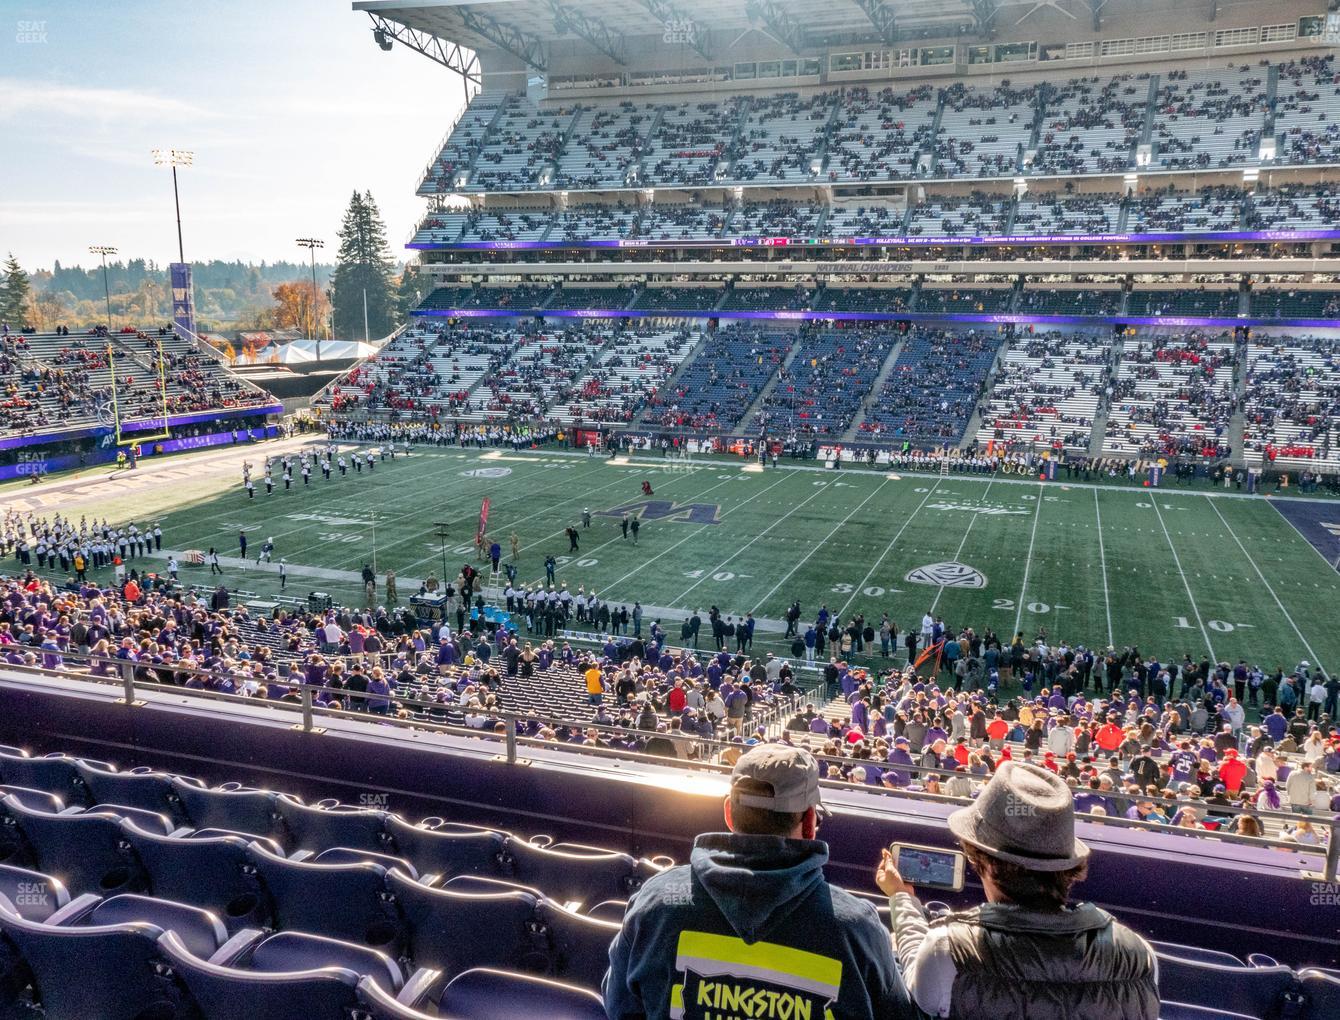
[397,262,425,320]
[2,254,32,329]
[331,190,397,341]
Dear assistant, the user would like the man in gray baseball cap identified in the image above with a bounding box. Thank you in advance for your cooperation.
[876,760,1158,1019]
[605,745,914,1020]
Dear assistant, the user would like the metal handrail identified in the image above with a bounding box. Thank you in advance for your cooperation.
[3,655,1334,878]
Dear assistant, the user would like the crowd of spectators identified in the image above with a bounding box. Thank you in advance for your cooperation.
[1032,74,1149,175]
[749,327,891,439]
[858,327,1001,444]
[1104,332,1236,459]
[642,326,792,430]
[1272,54,1340,167]
[1151,65,1268,170]
[1240,334,1340,470]
[976,332,1111,452]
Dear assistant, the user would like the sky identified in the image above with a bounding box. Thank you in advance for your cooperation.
[2,0,470,271]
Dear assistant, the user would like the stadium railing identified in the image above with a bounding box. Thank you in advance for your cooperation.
[4,656,1335,882]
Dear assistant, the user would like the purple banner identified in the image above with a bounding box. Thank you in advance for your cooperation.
[407,226,1340,253]
[0,403,283,454]
[0,426,279,482]
[412,308,1340,330]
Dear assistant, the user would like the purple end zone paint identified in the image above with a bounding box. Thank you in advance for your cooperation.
[1271,499,1340,572]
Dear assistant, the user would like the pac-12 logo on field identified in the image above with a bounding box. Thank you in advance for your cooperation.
[598,499,721,525]
[460,467,513,479]
[905,562,987,589]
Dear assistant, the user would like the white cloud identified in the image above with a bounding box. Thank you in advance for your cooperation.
[0,78,208,122]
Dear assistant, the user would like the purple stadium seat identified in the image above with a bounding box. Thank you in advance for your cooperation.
[438,967,607,1020]
[0,865,69,921]
[385,814,506,879]
[118,822,265,927]
[0,783,65,814]
[310,845,419,878]
[75,762,181,822]
[274,795,391,856]
[1155,951,1302,1018]
[244,841,405,952]
[1299,969,1340,1019]
[0,900,193,1020]
[387,868,544,978]
[167,777,284,843]
[0,796,145,895]
[157,927,398,1020]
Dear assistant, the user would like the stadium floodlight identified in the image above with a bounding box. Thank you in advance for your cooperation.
[373,26,392,50]
[295,238,325,358]
[88,245,118,331]
[151,148,193,264]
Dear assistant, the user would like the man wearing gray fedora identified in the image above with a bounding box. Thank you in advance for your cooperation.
[876,760,1159,1019]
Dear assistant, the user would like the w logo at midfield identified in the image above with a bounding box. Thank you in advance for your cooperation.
[905,562,987,589]
[597,500,721,526]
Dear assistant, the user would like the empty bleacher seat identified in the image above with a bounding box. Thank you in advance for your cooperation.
[0,796,146,895]
[438,967,608,1020]
[0,864,68,922]
[157,927,405,1020]
[0,901,194,1020]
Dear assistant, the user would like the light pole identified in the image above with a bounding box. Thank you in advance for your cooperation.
[89,245,117,332]
[295,237,324,359]
[150,149,192,263]
[433,522,450,588]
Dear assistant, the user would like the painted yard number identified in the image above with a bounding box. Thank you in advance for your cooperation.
[1173,617,1249,633]
[317,532,362,544]
[993,598,1067,614]
[686,569,737,581]
[830,583,894,596]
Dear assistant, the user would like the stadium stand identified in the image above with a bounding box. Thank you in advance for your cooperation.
[824,83,938,182]
[1150,65,1268,170]
[858,327,1002,444]
[747,327,890,438]
[975,332,1110,452]
[935,82,1039,178]
[906,192,1009,236]
[641,325,792,429]
[1240,334,1340,471]
[1011,193,1123,235]
[1271,54,1340,167]
[1103,332,1237,458]
[0,328,273,438]
[1032,75,1149,176]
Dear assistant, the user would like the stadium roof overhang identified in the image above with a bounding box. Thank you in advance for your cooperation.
[352,0,991,72]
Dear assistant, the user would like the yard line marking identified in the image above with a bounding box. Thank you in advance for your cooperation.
[836,476,946,620]
[1013,483,1045,635]
[1093,488,1114,649]
[396,460,684,574]
[522,469,751,588]
[669,476,838,605]
[750,478,891,615]
[1150,498,1216,661]
[1206,497,1325,674]
[931,475,996,613]
[599,471,800,599]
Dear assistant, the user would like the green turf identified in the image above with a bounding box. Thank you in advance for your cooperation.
[39,445,1340,678]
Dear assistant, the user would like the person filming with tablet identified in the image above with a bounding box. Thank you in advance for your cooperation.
[875,761,1159,1019]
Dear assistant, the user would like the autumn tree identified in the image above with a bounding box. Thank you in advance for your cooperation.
[272,280,330,337]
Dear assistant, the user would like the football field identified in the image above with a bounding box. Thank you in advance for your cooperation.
[26,444,1340,675]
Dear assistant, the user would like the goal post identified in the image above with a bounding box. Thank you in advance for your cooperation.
[107,340,172,447]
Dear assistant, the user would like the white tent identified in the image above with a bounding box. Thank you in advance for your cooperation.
[270,339,377,364]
